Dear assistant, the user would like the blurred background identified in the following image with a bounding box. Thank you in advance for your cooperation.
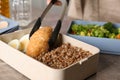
[30,0,70,33]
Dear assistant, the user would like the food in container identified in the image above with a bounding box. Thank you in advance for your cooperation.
[36,43,92,69]
[8,34,29,52]
[67,20,120,55]
[26,26,53,58]
[70,22,120,39]
[0,28,100,80]
[8,39,21,50]
[19,34,29,52]
[8,27,93,69]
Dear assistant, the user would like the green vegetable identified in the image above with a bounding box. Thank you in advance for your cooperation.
[71,24,79,32]
[103,22,113,32]
[70,22,120,39]
[103,22,118,34]
[118,28,120,34]
[109,33,116,39]
[80,31,87,36]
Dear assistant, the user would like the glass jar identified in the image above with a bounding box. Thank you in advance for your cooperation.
[0,0,10,18]
[11,0,32,27]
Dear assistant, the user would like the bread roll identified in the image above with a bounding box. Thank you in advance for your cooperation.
[26,26,52,58]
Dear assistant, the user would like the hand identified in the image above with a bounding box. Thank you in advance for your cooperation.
[47,0,62,6]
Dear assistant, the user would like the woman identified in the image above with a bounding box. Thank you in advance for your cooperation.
[47,0,120,23]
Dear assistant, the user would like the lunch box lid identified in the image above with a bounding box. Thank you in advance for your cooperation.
[0,15,19,34]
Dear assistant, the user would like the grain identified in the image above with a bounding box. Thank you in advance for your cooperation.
[36,43,92,69]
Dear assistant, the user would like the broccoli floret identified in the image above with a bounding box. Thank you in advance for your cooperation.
[109,33,116,39]
[87,32,92,36]
[99,27,110,37]
[71,24,79,32]
[80,31,86,36]
[118,28,120,34]
[93,29,105,37]
[103,22,117,33]
[103,22,113,30]
[78,25,85,31]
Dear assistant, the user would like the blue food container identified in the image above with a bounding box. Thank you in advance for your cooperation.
[67,20,120,55]
[0,15,19,34]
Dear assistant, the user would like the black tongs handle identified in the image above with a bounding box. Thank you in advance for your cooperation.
[49,0,69,50]
[49,20,62,49]
[29,0,57,38]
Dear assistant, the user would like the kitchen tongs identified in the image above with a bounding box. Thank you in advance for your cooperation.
[29,0,69,50]
[29,0,58,38]
[49,0,69,50]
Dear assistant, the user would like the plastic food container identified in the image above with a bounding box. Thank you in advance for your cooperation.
[0,28,100,80]
[67,20,120,55]
[0,15,19,34]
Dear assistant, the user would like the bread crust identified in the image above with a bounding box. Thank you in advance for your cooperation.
[26,27,52,58]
